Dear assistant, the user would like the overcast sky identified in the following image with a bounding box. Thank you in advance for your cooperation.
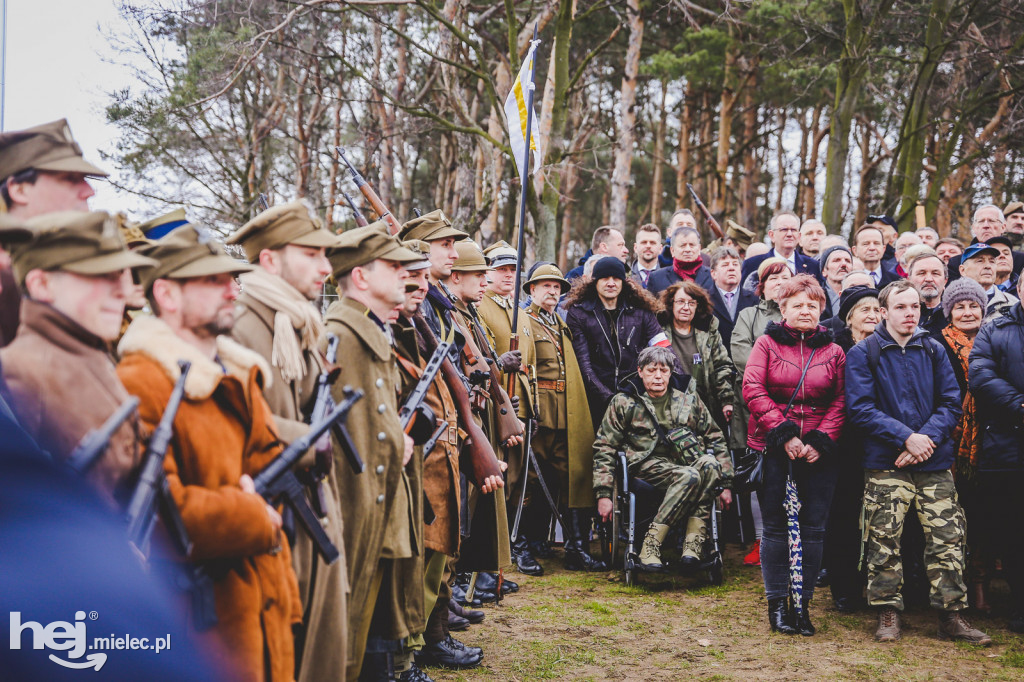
[3,0,146,213]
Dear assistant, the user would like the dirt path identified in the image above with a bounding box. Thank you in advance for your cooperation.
[431,546,1024,681]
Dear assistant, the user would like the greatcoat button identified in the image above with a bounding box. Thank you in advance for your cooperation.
[376,465,385,474]
[377,432,387,441]
[376,494,385,504]
[378,404,387,414]
[376,378,385,388]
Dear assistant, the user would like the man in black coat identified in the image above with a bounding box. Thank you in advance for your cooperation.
[853,224,901,288]
[946,204,1024,284]
[740,211,824,291]
[907,252,948,335]
[967,277,1024,633]
[648,227,715,296]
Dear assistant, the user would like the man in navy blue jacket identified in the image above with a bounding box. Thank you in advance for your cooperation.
[846,280,988,646]
[967,275,1024,633]
[647,226,715,296]
[740,212,824,291]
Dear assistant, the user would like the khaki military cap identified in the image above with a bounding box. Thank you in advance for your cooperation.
[401,239,431,271]
[483,240,518,268]
[0,119,107,182]
[725,219,756,249]
[9,211,158,286]
[398,209,468,243]
[0,216,33,246]
[137,224,253,291]
[523,263,569,295]
[451,240,491,273]
[1004,201,1024,218]
[227,201,341,262]
[757,256,790,281]
[328,222,421,279]
[137,208,190,241]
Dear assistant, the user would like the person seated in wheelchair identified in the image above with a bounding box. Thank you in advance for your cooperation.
[593,345,733,572]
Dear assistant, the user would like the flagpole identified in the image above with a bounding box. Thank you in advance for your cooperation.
[510,24,538,331]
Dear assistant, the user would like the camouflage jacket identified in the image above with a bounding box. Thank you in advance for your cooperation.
[592,386,731,500]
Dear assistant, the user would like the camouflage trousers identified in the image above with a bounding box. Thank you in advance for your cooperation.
[634,454,723,528]
[862,469,968,612]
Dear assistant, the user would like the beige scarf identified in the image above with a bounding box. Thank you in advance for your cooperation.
[238,268,325,382]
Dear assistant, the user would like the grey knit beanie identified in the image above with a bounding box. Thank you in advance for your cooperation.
[941,277,988,319]
[819,244,853,271]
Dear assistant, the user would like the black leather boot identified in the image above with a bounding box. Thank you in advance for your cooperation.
[563,509,608,571]
[416,636,482,670]
[768,598,797,635]
[449,598,485,624]
[512,535,544,576]
[358,652,396,681]
[797,598,815,636]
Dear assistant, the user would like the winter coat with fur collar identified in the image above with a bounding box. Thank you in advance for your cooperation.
[117,315,301,682]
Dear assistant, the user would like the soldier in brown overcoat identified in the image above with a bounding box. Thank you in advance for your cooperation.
[226,201,350,682]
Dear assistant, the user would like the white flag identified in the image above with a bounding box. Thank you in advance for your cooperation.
[503,40,543,183]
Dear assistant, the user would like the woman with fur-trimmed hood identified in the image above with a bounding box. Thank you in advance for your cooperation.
[564,256,665,428]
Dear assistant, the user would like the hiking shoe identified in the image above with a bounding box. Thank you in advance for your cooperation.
[938,611,992,646]
[875,607,901,642]
[679,516,708,569]
[638,522,670,572]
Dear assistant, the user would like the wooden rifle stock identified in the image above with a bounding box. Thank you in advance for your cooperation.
[686,183,724,240]
[464,318,524,444]
[413,315,503,487]
[335,146,402,235]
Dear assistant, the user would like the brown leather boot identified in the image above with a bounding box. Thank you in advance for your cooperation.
[937,611,992,646]
[874,607,901,642]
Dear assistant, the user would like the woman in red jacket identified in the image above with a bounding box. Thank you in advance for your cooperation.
[742,274,846,637]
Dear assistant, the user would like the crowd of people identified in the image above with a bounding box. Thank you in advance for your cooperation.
[1,116,1023,680]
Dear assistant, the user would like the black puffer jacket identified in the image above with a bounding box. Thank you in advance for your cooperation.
[566,299,662,426]
[968,302,1024,471]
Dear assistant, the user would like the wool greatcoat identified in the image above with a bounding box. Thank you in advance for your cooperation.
[117,315,301,682]
[527,302,596,508]
[230,292,349,682]
[323,297,417,680]
[1,299,142,503]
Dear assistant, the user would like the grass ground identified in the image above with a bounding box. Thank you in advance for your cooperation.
[429,545,1024,681]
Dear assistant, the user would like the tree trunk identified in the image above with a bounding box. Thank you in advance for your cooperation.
[774,108,787,216]
[713,40,738,216]
[608,0,644,229]
[739,83,758,229]
[675,84,692,215]
[650,79,668,228]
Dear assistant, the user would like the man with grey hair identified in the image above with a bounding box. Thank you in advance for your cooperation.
[908,252,948,333]
[658,209,700,268]
[592,345,731,572]
[741,211,825,290]
[948,204,1024,283]
[820,244,855,317]
[894,232,922,278]
[916,227,939,249]
[648,226,715,295]
[708,246,757,351]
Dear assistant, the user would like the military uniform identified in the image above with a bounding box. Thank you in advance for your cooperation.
[593,386,731,528]
[323,225,422,680]
[226,202,350,682]
[0,212,155,503]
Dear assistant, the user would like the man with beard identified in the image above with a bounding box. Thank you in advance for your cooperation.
[1,211,156,503]
[322,224,420,680]
[631,223,662,288]
[225,201,349,682]
[117,225,302,680]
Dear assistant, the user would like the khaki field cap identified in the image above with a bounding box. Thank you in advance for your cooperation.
[0,217,33,246]
[757,256,789,281]
[1004,201,1024,218]
[328,222,421,279]
[227,201,341,262]
[137,208,190,241]
[401,239,431,271]
[138,224,253,292]
[398,209,468,243]
[523,263,570,295]
[725,219,756,250]
[0,119,108,182]
[451,240,491,273]
[9,211,158,286]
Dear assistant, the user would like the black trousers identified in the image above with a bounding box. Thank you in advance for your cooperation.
[977,470,1024,611]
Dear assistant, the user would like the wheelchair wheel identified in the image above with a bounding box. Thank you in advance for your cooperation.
[610,476,621,564]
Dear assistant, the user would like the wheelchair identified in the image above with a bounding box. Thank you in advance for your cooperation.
[600,450,724,587]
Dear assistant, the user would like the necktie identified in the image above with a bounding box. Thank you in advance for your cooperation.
[641,270,650,287]
[872,271,880,285]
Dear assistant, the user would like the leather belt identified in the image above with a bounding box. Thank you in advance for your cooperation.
[537,379,566,392]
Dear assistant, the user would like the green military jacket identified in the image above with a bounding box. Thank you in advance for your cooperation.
[661,317,736,424]
[592,387,731,500]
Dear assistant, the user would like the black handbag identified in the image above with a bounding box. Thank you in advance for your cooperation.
[732,348,817,493]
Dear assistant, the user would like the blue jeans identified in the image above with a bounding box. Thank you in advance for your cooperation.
[756,450,839,602]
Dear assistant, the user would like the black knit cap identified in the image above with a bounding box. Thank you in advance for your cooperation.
[591,256,626,281]
[838,285,879,325]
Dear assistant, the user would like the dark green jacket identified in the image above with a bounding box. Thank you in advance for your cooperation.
[661,317,736,425]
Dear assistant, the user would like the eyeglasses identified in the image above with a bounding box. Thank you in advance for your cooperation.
[674,300,697,308]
